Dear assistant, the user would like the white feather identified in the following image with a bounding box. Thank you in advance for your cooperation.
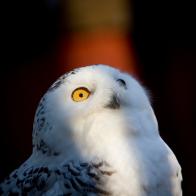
[0,64,182,196]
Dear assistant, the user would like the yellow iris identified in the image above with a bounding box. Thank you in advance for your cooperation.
[72,87,91,102]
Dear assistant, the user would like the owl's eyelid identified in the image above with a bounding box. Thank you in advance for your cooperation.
[74,86,90,92]
[72,87,92,96]
[116,78,127,89]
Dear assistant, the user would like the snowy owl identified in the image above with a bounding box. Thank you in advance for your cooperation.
[0,65,182,195]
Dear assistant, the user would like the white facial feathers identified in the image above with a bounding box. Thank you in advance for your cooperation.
[1,64,182,196]
[32,64,158,158]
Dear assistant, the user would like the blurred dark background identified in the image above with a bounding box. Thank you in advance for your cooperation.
[0,0,195,195]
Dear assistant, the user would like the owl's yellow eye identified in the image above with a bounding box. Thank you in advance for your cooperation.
[72,87,91,102]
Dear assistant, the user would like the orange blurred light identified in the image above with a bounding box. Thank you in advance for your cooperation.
[57,30,138,75]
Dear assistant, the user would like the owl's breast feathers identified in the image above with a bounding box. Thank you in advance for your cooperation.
[0,160,115,195]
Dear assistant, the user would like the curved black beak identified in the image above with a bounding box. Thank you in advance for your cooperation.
[105,94,120,109]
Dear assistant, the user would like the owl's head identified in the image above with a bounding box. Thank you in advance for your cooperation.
[32,65,158,158]
[46,64,150,114]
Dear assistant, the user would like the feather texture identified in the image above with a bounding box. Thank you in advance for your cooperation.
[0,65,182,195]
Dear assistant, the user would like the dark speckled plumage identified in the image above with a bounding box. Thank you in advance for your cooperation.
[0,161,114,195]
[47,69,79,92]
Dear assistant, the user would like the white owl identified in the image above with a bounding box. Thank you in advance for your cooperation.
[0,65,182,195]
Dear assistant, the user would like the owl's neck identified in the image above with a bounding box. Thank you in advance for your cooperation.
[31,107,158,167]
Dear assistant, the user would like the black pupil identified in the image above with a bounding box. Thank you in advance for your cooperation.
[79,93,83,98]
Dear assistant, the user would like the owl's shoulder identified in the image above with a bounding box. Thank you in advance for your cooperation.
[0,160,115,195]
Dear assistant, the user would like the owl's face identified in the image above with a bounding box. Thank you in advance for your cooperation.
[33,65,156,157]
[44,65,150,125]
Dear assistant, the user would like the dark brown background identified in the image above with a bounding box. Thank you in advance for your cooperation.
[0,0,195,195]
